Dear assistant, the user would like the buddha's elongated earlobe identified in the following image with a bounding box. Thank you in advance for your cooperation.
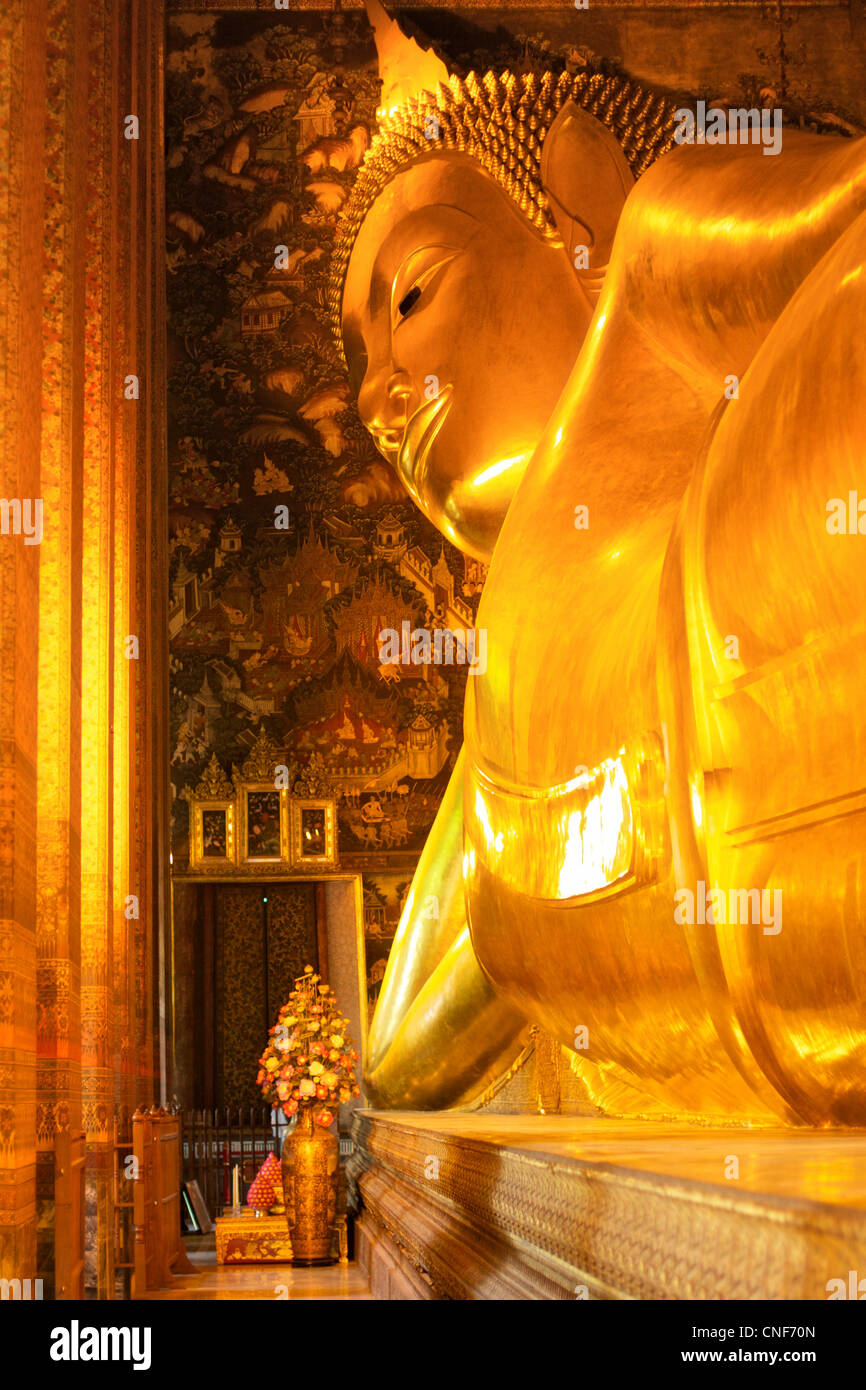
[540,99,634,278]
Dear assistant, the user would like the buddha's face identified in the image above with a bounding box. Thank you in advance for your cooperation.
[342,155,593,561]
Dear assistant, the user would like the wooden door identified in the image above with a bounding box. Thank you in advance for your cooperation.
[54,1129,86,1298]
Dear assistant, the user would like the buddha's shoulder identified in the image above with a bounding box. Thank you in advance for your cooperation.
[600,131,865,365]
[621,129,865,241]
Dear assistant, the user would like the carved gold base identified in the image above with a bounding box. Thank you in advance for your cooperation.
[215,1212,293,1264]
[350,1111,866,1300]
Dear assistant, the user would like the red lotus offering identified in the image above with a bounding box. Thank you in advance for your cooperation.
[246,1168,276,1213]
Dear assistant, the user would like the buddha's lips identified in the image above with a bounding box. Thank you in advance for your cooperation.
[397,384,453,505]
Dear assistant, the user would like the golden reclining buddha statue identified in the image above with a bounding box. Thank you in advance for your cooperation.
[332,2,866,1124]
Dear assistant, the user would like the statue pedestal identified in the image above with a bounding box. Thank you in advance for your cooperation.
[349,1111,866,1300]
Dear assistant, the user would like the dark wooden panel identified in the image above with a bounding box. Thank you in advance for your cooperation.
[215,883,319,1107]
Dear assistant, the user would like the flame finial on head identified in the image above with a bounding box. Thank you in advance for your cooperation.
[329,14,680,359]
[365,0,449,112]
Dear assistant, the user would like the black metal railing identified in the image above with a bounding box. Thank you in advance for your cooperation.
[181,1106,290,1218]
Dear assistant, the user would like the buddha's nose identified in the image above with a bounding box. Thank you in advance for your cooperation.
[360,369,413,459]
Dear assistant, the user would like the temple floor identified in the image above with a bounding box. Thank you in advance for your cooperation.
[139,1236,373,1301]
[350,1111,866,1299]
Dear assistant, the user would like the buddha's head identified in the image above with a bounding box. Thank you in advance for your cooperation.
[330,3,678,561]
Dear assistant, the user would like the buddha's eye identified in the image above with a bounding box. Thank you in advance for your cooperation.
[397,285,422,319]
[391,247,461,332]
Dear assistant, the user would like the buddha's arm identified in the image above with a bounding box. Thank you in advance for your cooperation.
[659,200,866,1124]
[457,135,866,1124]
[365,748,527,1108]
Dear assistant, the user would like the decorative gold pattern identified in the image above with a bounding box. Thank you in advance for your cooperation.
[232,728,283,785]
[289,753,335,800]
[215,1211,293,1264]
[188,800,237,872]
[290,799,339,874]
[238,784,290,869]
[468,1037,537,1112]
[0,0,166,1291]
[183,747,338,874]
[281,1105,339,1265]
[351,1113,866,1300]
[265,885,319,1029]
[194,754,235,801]
[215,884,319,1107]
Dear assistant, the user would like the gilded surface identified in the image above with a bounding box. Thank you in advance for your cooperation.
[0,0,167,1288]
[340,3,866,1123]
[282,1107,339,1264]
[215,1212,293,1264]
[352,1111,866,1299]
[195,753,235,800]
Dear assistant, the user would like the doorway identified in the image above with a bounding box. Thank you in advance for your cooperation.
[171,875,366,1112]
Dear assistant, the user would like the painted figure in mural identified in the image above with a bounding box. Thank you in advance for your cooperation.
[332,1,866,1122]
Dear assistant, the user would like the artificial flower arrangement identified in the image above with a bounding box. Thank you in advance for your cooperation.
[257,965,360,1128]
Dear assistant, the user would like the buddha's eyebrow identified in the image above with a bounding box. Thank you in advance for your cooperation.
[368,203,480,318]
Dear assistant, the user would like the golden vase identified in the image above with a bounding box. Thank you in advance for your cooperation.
[281,1104,338,1265]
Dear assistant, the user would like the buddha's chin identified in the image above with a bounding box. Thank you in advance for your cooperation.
[396,391,516,561]
[420,475,504,565]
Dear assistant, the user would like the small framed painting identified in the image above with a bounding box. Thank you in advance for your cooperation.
[290,798,337,871]
[189,800,236,871]
[183,1179,213,1234]
[240,784,289,865]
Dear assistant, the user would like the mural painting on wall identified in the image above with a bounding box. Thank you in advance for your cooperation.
[166,11,491,872]
[362,873,411,1019]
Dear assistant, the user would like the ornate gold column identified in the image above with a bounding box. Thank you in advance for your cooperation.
[36,0,88,1290]
[80,0,121,1298]
[0,0,48,1290]
[129,0,170,1116]
[0,0,168,1296]
[78,0,168,1297]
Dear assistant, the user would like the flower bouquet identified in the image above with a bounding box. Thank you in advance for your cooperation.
[256,965,360,1128]
[256,966,360,1263]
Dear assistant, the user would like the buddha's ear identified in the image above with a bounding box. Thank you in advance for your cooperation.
[540,99,634,274]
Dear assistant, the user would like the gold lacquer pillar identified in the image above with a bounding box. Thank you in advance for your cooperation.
[126,0,168,1113]
[0,0,48,1290]
[80,0,119,1300]
[35,0,87,1294]
[112,0,135,1140]
[78,0,168,1296]
[1,0,168,1297]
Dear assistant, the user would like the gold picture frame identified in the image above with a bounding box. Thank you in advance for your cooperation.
[183,735,337,875]
[190,799,236,871]
[239,783,289,867]
[186,755,237,872]
[290,798,337,871]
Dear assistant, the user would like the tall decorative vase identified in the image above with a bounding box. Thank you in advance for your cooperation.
[281,1104,338,1266]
